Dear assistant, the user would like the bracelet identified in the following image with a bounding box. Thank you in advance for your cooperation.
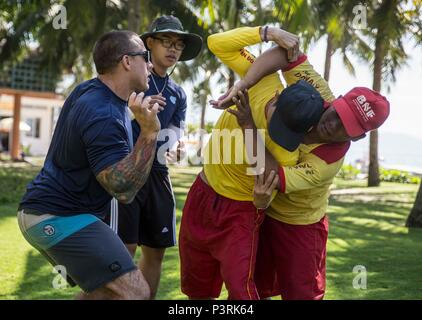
[264,26,269,42]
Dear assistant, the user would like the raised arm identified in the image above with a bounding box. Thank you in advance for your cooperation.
[212,27,301,109]
[243,46,302,90]
[96,93,160,204]
[242,27,302,87]
[207,26,263,78]
[241,27,335,103]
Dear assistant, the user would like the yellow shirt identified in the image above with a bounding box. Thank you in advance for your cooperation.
[203,27,298,201]
[267,142,350,225]
[282,58,335,103]
[268,60,344,225]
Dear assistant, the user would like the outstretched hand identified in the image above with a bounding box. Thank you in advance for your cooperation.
[209,80,247,110]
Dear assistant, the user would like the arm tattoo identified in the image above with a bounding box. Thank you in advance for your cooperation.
[96,133,158,204]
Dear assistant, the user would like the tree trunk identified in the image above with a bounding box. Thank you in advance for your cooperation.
[228,69,235,90]
[11,94,22,161]
[128,0,141,32]
[406,183,422,228]
[200,93,206,132]
[227,0,239,91]
[368,130,380,186]
[368,32,384,187]
[198,88,208,156]
[324,33,333,82]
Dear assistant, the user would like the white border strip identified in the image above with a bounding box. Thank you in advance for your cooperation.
[110,198,118,234]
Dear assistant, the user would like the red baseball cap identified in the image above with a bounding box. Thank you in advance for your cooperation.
[332,87,390,137]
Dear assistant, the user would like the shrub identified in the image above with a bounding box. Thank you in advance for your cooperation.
[337,164,361,180]
[0,167,39,204]
[337,165,421,184]
[380,168,420,184]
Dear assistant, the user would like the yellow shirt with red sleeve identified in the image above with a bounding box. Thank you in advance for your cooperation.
[267,142,350,225]
[267,57,347,225]
[203,26,299,201]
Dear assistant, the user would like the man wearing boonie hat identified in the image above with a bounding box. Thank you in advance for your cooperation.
[223,43,390,300]
[105,15,203,299]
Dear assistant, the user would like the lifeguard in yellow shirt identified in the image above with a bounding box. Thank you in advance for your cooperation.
[221,42,390,300]
[179,26,332,300]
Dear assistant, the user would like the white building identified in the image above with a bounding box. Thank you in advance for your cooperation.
[0,94,63,156]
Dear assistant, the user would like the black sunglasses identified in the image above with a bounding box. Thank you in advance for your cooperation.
[122,50,151,63]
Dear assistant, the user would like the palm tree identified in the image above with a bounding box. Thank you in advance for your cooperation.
[0,0,52,67]
[405,1,422,228]
[273,0,372,83]
[0,0,129,86]
[406,183,422,228]
[317,0,363,82]
[193,74,212,155]
[274,0,318,50]
[215,0,243,89]
[277,0,419,188]
[194,0,245,90]
[170,0,240,150]
[127,0,141,32]
[172,0,270,153]
[363,0,421,186]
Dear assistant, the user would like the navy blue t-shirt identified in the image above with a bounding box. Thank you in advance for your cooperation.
[131,73,187,172]
[19,78,133,218]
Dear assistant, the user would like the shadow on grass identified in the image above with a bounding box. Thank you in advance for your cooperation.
[172,169,197,225]
[13,250,77,299]
[157,246,186,300]
[326,193,422,300]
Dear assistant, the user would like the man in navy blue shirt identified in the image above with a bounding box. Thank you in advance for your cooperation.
[105,16,202,299]
[17,30,161,299]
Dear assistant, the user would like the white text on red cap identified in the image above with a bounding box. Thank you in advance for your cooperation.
[354,95,375,121]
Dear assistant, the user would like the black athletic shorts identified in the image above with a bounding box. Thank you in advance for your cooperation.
[17,209,137,293]
[105,169,176,248]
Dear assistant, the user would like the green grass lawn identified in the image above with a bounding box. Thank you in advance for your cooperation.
[0,165,421,300]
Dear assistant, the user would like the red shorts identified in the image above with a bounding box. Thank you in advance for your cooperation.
[179,175,264,300]
[255,215,328,300]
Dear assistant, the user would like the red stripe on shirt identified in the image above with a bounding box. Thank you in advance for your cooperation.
[310,142,351,164]
[278,166,286,193]
[282,54,308,72]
